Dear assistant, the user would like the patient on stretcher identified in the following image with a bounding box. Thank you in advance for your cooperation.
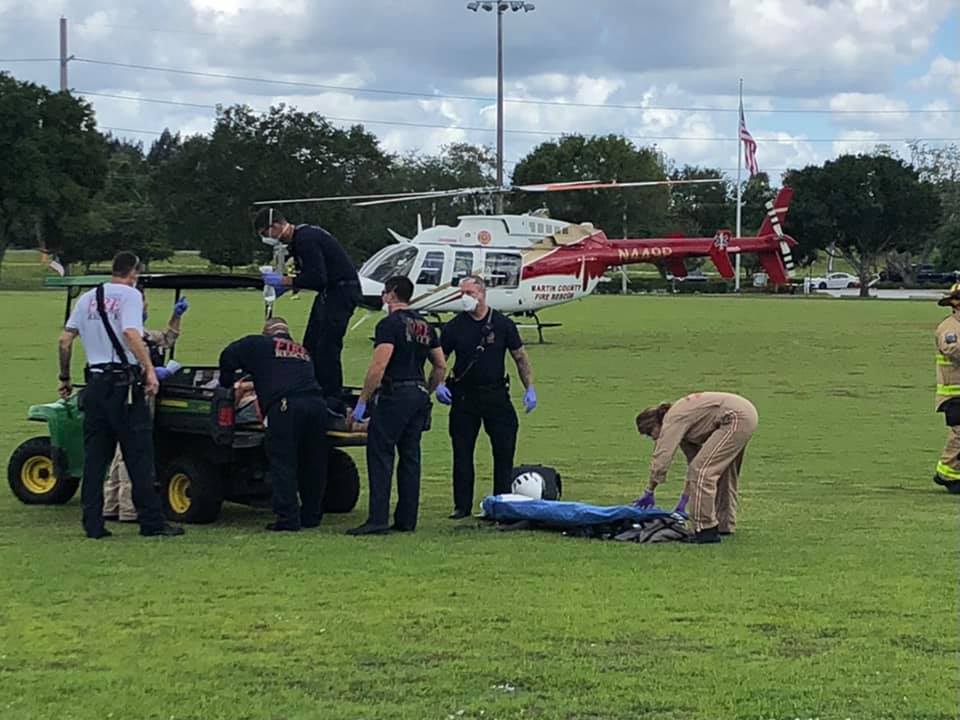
[232,378,359,433]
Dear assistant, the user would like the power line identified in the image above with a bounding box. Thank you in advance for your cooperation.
[78,90,960,144]
[72,57,959,115]
[0,57,59,62]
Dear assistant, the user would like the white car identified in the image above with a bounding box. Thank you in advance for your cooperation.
[809,272,860,290]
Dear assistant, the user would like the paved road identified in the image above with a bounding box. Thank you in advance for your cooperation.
[816,288,945,300]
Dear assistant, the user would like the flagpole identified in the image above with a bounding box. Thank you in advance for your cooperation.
[735,77,743,292]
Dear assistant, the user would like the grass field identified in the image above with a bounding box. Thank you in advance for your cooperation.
[1,289,957,720]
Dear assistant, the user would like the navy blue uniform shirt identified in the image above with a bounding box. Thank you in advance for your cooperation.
[218,334,321,412]
[290,225,359,293]
[374,309,440,383]
[441,309,522,388]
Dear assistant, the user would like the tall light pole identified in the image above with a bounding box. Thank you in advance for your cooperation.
[466,1,535,213]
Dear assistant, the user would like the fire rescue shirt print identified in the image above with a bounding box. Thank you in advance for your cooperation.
[374,310,440,382]
[218,334,320,413]
[65,283,144,366]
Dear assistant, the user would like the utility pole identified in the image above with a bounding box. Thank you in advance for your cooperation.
[734,78,743,292]
[466,2,535,214]
[59,16,72,92]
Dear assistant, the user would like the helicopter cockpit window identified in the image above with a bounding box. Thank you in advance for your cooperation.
[365,245,419,283]
[416,250,445,286]
[483,252,521,289]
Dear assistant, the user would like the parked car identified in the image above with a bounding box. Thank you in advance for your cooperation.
[808,272,860,290]
[666,269,708,282]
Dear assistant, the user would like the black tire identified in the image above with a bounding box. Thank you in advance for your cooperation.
[324,448,360,513]
[818,282,827,289]
[160,456,223,524]
[846,282,856,289]
[7,436,79,505]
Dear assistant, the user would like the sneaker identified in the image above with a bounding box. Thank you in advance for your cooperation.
[346,522,390,536]
[140,525,185,537]
[693,526,721,544]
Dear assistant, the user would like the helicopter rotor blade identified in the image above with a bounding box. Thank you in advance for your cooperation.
[514,178,723,192]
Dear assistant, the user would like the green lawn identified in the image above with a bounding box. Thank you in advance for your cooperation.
[0,290,957,720]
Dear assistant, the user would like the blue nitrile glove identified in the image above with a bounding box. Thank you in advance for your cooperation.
[155,366,172,381]
[674,493,689,514]
[173,296,189,317]
[352,400,367,423]
[523,385,537,413]
[261,271,289,297]
[165,360,182,375]
[632,489,655,509]
[436,383,453,405]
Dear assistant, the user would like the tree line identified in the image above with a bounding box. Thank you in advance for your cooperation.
[1,71,956,295]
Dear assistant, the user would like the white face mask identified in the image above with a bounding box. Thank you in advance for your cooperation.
[261,235,281,248]
[461,294,479,312]
[382,303,391,314]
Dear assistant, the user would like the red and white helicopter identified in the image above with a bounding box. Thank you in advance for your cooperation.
[254,179,798,340]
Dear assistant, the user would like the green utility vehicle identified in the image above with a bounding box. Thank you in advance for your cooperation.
[7,273,364,523]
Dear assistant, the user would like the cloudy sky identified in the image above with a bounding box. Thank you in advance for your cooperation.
[1,0,957,184]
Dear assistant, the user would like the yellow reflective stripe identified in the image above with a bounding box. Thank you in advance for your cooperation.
[936,354,953,366]
[936,462,960,480]
[937,384,960,395]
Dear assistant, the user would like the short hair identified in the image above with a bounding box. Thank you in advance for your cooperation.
[384,275,414,302]
[460,274,486,290]
[263,316,291,336]
[112,251,141,278]
[253,207,286,234]
[635,403,672,435]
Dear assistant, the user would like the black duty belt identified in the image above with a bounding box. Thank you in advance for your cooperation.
[388,380,426,388]
[87,363,137,374]
[456,380,508,393]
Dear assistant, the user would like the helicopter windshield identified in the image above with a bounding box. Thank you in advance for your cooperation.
[361,245,419,283]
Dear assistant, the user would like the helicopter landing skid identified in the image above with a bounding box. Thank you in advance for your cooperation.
[512,311,560,344]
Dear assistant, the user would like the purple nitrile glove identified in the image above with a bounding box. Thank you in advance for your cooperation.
[261,271,289,297]
[352,399,367,423]
[523,385,537,413]
[674,493,689,514]
[632,489,655,509]
[435,383,452,405]
[155,366,172,382]
[173,296,189,317]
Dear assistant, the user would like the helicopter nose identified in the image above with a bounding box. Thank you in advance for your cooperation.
[358,275,384,310]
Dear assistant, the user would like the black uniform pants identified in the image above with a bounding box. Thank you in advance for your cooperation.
[80,374,165,536]
[264,392,329,529]
[302,284,360,402]
[449,385,519,513]
[365,386,429,529]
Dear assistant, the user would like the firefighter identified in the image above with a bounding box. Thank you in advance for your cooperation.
[254,208,361,408]
[218,317,329,531]
[346,276,446,535]
[933,283,960,494]
[634,391,759,544]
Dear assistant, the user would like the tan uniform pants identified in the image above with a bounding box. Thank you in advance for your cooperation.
[936,426,960,481]
[685,398,759,533]
[103,446,137,521]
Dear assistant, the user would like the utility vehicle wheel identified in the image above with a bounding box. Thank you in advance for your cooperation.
[324,448,360,513]
[160,457,222,524]
[7,436,79,505]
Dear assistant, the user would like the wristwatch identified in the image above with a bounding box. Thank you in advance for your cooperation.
[58,374,71,382]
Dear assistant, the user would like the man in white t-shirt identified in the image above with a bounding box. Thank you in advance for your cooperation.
[57,251,184,539]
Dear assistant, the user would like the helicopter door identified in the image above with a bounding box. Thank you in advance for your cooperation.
[412,248,447,295]
[482,251,522,312]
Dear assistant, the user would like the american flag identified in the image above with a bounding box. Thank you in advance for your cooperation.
[739,100,759,176]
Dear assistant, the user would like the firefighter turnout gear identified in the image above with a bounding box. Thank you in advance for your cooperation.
[933,302,960,493]
[644,392,759,537]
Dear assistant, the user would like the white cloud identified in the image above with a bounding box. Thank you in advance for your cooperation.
[913,55,960,98]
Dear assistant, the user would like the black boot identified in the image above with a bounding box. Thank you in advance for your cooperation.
[933,474,960,494]
[346,522,391,536]
[448,509,470,520]
[693,526,721,544]
[140,525,185,537]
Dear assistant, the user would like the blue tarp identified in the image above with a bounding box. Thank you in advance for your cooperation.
[480,496,679,527]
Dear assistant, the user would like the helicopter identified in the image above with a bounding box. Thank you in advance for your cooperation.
[254,180,798,341]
